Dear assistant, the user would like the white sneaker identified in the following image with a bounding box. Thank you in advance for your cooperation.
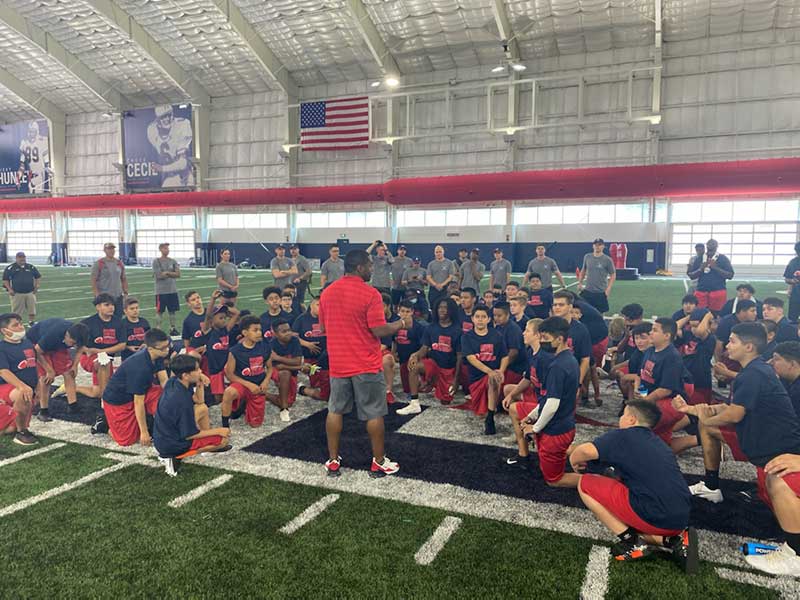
[688,481,724,503]
[396,399,421,415]
[279,409,291,423]
[744,543,800,577]
[51,384,66,397]
[158,456,178,477]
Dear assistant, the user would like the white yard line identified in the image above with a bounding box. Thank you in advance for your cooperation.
[579,545,611,600]
[683,278,689,292]
[414,516,462,565]
[279,493,340,535]
[168,474,233,508]
[0,442,65,468]
[715,567,799,598]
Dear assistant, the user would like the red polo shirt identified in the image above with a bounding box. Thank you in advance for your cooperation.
[319,274,386,378]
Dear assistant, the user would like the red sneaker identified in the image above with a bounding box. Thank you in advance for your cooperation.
[370,456,400,478]
[324,456,342,477]
[386,391,395,404]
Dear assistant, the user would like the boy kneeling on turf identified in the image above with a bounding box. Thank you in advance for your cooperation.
[154,354,230,476]
[269,319,302,423]
[0,313,39,445]
[570,400,697,572]
[222,316,273,428]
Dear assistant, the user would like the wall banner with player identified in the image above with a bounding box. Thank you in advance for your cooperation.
[0,119,51,195]
[122,104,195,191]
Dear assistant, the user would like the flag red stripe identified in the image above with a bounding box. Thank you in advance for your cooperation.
[326,104,369,113]
[303,120,368,129]
[301,127,371,137]
[301,136,370,144]
[325,96,368,104]
[302,144,370,151]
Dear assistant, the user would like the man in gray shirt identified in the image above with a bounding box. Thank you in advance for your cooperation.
[390,245,413,306]
[578,238,616,313]
[402,258,428,292]
[459,248,486,293]
[289,244,312,303]
[215,248,239,305]
[367,240,394,294]
[91,242,127,315]
[152,242,181,334]
[489,248,513,289]
[320,244,344,289]
[427,245,457,308]
[524,244,565,290]
[271,244,297,290]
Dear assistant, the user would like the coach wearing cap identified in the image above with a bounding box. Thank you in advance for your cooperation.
[2,252,41,325]
[390,245,413,306]
[490,248,512,289]
[578,238,616,313]
[91,242,128,316]
[289,244,311,303]
[271,244,297,290]
[459,248,485,293]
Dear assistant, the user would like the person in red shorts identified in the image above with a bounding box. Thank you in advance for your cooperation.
[675,308,716,408]
[0,313,39,445]
[78,293,126,401]
[154,354,230,477]
[493,302,526,387]
[292,298,330,402]
[200,290,240,405]
[459,305,508,434]
[520,316,580,488]
[570,401,696,571]
[687,238,734,313]
[615,323,652,402]
[674,322,800,575]
[101,329,170,446]
[406,298,462,406]
[394,301,426,415]
[269,319,303,422]
[221,315,274,428]
[27,318,88,421]
[378,294,398,404]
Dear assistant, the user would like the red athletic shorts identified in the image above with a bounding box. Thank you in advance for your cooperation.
[535,429,576,483]
[580,474,683,536]
[209,372,226,396]
[652,397,688,444]
[308,362,330,401]
[103,385,162,447]
[614,363,629,376]
[271,369,298,406]
[719,424,748,461]
[79,353,115,385]
[422,359,455,404]
[756,467,800,510]
[503,370,523,386]
[465,376,491,416]
[695,290,727,312]
[687,387,712,406]
[0,394,17,431]
[38,349,73,377]
[228,382,266,427]
[591,337,609,367]
[514,400,539,421]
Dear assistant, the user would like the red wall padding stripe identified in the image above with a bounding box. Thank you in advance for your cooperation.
[5,157,800,213]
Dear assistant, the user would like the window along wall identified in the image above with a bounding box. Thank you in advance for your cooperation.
[514,202,652,225]
[669,200,800,267]
[136,213,196,262]
[295,211,386,229]
[67,215,120,262]
[397,207,506,227]
[6,217,52,260]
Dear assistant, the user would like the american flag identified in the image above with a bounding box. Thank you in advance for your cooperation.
[300,96,370,151]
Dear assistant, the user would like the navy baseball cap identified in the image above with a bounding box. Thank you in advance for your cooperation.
[593,238,605,244]
[493,247,502,253]
[276,243,286,249]
[213,305,230,316]
[412,256,421,262]
[289,244,298,249]
[398,245,407,250]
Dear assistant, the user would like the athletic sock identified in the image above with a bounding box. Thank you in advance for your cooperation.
[169,313,176,328]
[222,416,230,427]
[617,527,637,544]
[485,409,495,423]
[705,470,720,490]
[785,531,800,554]
[40,407,49,416]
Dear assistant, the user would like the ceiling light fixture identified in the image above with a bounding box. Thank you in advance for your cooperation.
[385,76,400,88]
[370,80,381,88]
[491,65,506,73]
[510,63,527,72]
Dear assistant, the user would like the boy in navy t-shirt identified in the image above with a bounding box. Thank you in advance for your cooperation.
[101,329,170,447]
[395,301,427,415]
[154,354,230,476]
[551,291,591,401]
[259,286,291,342]
[509,296,529,331]
[121,296,151,361]
[676,308,716,406]
[222,316,273,428]
[293,298,330,402]
[181,290,209,355]
[572,299,609,406]
[772,341,800,416]
[458,287,478,334]
[78,293,126,400]
[613,322,652,402]
[571,401,696,571]
[378,294,399,404]
[492,302,527,386]
[269,319,303,423]
[520,316,580,487]
[713,299,758,384]
[525,274,553,319]
[0,313,39,445]
[199,290,240,403]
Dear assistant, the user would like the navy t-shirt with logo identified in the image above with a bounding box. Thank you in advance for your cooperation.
[566,319,592,363]
[527,347,554,401]
[182,311,208,350]
[271,336,303,373]
[153,378,200,457]
[230,340,271,385]
[82,314,125,352]
[27,318,73,352]
[639,345,685,396]
[731,357,800,466]
[593,426,692,530]
[260,310,291,341]
[422,322,461,369]
[539,349,579,435]
[495,321,527,374]
[394,320,425,364]
[525,288,553,319]
[461,328,507,383]
[679,332,716,390]
[292,312,327,360]
[206,327,232,375]
[380,315,399,349]
[102,349,164,406]
[690,254,734,292]
[458,308,475,334]
[0,339,38,388]
[627,347,645,375]
[122,317,151,360]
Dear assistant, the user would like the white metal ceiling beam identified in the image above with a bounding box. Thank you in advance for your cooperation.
[83,0,211,106]
[0,5,125,111]
[346,0,401,77]
[491,0,519,60]
[209,0,298,97]
[0,66,65,124]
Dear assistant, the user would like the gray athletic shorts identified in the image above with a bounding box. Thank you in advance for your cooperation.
[329,372,387,421]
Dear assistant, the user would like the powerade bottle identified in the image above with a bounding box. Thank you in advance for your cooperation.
[638,383,648,397]
[741,542,778,555]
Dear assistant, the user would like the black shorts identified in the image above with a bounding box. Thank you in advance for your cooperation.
[220,290,238,299]
[156,293,180,313]
[580,289,609,313]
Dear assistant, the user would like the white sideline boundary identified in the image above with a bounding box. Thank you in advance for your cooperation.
[579,545,611,600]
[0,442,65,468]
[279,493,339,535]
[168,475,233,508]
[414,516,462,565]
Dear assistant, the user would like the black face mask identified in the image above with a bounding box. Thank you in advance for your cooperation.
[540,341,557,354]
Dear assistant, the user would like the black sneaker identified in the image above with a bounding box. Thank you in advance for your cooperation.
[36,411,52,423]
[13,430,39,446]
[612,540,654,562]
[90,414,108,435]
[207,444,232,453]
[484,414,496,435]
[169,328,180,337]
[67,402,80,414]
[668,527,698,574]
[504,454,529,469]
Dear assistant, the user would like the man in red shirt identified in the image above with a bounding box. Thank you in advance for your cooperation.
[319,250,411,478]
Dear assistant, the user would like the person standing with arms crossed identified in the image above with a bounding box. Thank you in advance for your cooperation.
[687,238,734,314]
[319,250,411,478]
[427,245,457,311]
[215,248,239,306]
[578,238,616,314]
[270,244,297,290]
[91,242,128,316]
[152,242,181,336]
[3,252,41,326]
[390,245,413,308]
[289,244,312,304]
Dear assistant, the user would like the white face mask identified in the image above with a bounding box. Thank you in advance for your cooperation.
[6,329,25,342]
